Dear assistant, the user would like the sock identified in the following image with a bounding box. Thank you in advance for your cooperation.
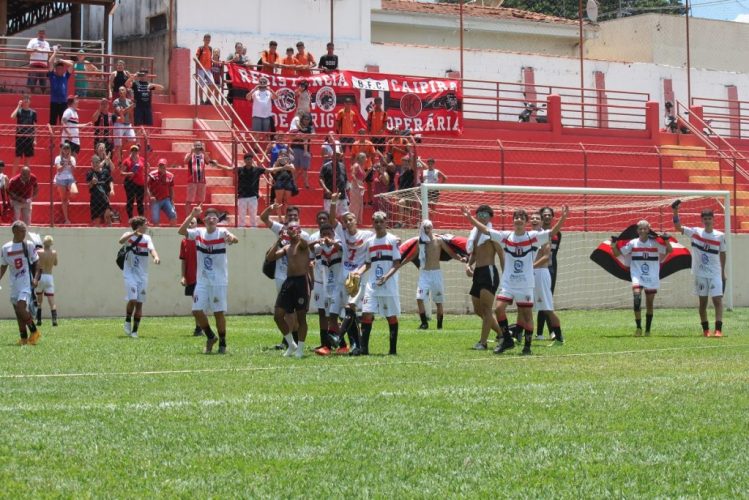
[27,321,37,333]
[645,314,653,332]
[536,311,546,336]
[347,315,360,348]
[132,317,141,333]
[205,326,216,340]
[437,314,443,329]
[51,309,58,322]
[635,319,642,329]
[715,321,723,332]
[419,312,428,325]
[524,330,533,348]
[125,313,132,324]
[36,307,42,322]
[499,318,510,340]
[281,335,289,347]
[320,328,327,347]
[552,326,562,340]
[292,331,299,343]
[389,322,399,354]
[297,340,305,352]
[361,322,372,353]
[701,321,709,332]
[19,330,28,339]
[218,332,226,347]
[284,333,296,347]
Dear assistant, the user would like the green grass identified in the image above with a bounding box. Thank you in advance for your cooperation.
[1,309,748,498]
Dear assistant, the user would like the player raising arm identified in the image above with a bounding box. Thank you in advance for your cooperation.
[672,201,727,337]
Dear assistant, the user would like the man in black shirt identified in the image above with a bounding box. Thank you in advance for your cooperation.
[318,43,339,73]
[10,95,37,175]
[235,153,292,227]
[319,145,348,215]
[127,69,164,126]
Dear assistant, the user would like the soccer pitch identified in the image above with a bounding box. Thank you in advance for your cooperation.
[2,310,748,498]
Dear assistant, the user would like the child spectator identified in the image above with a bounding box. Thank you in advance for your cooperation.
[53,143,77,224]
[280,47,297,77]
[196,33,213,105]
[318,42,339,73]
[294,41,316,76]
[261,41,280,74]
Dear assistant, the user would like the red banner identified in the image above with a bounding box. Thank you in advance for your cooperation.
[226,65,463,135]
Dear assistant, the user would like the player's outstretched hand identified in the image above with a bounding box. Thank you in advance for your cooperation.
[331,192,340,202]
[561,204,570,217]
[191,206,202,217]
[671,199,682,211]
[270,202,282,211]
[460,206,471,218]
[610,235,618,243]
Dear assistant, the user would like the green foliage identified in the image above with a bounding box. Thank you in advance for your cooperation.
[440,0,686,21]
[1,311,747,496]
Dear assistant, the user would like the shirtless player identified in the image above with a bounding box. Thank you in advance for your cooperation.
[34,235,58,326]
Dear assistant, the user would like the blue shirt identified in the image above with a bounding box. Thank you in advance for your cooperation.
[47,71,71,104]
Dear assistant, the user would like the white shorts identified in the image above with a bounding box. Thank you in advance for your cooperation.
[124,278,148,303]
[632,275,659,293]
[533,268,554,311]
[415,269,445,303]
[113,122,136,146]
[694,275,723,298]
[10,288,33,306]
[497,286,534,307]
[192,282,228,313]
[324,284,346,316]
[311,281,326,310]
[362,284,400,318]
[37,274,55,296]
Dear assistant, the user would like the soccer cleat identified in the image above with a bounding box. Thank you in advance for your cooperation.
[494,337,515,354]
[283,343,297,357]
[295,345,304,359]
[28,330,41,345]
[703,330,713,337]
[348,347,362,356]
[52,320,58,327]
[314,346,332,356]
[634,328,643,337]
[644,330,651,337]
[204,336,218,354]
[16,338,28,346]
[129,331,138,338]
[123,322,132,336]
[473,342,487,351]
[521,345,532,355]
[336,345,350,354]
[714,330,723,338]
[273,343,286,350]
[217,345,227,354]
[193,327,203,337]
[36,319,42,326]
[535,335,545,341]
[418,323,429,330]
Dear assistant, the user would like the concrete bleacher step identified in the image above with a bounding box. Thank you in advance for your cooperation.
[161,118,195,135]
[659,145,707,158]
[672,160,720,171]
[688,175,734,185]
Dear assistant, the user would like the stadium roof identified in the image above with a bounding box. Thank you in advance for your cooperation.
[380,0,579,26]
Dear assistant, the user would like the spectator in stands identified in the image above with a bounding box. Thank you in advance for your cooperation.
[294,42,316,77]
[280,47,297,77]
[225,43,248,104]
[127,69,164,126]
[367,96,389,149]
[0,162,9,218]
[8,166,38,225]
[53,143,77,225]
[73,50,99,98]
[271,148,296,218]
[26,27,51,94]
[109,60,131,100]
[11,95,37,176]
[246,77,278,133]
[351,128,380,206]
[87,152,114,226]
[387,128,409,173]
[211,49,223,88]
[113,85,136,164]
[196,33,213,105]
[91,98,114,154]
[120,144,146,219]
[295,79,311,114]
[336,97,358,152]
[289,111,314,189]
[349,152,367,221]
[395,154,418,228]
[61,96,90,156]
[147,159,177,226]
[319,145,348,216]
[261,41,280,74]
[235,152,291,227]
[371,160,390,215]
[184,141,221,213]
[227,42,248,66]
[318,42,338,73]
[47,48,74,126]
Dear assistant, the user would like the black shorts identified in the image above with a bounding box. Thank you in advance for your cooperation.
[15,136,34,158]
[185,283,196,297]
[275,275,310,313]
[340,136,355,151]
[134,106,153,126]
[469,265,500,298]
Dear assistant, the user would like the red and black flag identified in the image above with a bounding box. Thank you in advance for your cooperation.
[590,224,691,282]
[400,235,468,268]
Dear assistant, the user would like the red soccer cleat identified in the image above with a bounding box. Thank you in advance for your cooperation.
[713,330,723,338]
[336,345,350,354]
[314,346,332,356]
[703,330,713,337]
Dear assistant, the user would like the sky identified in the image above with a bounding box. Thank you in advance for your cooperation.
[688,0,749,22]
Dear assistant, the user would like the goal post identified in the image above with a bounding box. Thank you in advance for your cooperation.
[390,183,733,310]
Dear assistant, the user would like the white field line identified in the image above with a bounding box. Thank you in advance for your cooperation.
[0,343,747,381]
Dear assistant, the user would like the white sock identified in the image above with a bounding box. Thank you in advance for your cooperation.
[284,334,297,348]
[296,341,305,352]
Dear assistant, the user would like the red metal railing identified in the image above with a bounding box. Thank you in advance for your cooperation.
[691,96,749,140]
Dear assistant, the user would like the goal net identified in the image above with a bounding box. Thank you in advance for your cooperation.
[377,184,733,313]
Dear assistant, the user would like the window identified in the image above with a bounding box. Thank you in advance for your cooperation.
[148,13,167,34]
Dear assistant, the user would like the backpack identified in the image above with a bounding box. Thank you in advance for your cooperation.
[116,234,143,270]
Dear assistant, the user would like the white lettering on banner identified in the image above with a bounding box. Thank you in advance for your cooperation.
[310,112,336,129]
[351,76,390,91]
[236,67,251,84]
[389,79,458,94]
[387,115,461,132]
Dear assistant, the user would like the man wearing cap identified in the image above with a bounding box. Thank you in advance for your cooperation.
[127,69,164,126]
[246,77,278,133]
[120,144,146,218]
[260,41,280,74]
[294,41,316,77]
[47,47,74,126]
[26,28,51,94]
[7,167,39,225]
[147,159,176,226]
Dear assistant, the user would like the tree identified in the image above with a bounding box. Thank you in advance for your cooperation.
[438,0,685,21]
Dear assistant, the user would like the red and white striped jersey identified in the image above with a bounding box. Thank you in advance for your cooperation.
[682,226,726,278]
[337,225,375,272]
[317,240,345,289]
[365,234,401,296]
[619,237,666,286]
[490,229,550,289]
[187,227,231,286]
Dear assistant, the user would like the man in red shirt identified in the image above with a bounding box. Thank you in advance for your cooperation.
[7,166,39,225]
[147,158,176,225]
[120,144,146,218]
[179,217,202,336]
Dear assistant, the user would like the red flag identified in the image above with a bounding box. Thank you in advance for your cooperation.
[400,235,467,268]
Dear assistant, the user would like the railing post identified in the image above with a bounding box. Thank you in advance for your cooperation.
[497,139,505,185]
[580,142,588,231]
[656,145,663,228]
[232,136,239,228]
[141,127,150,221]
[495,82,500,122]
[47,125,55,227]
[733,157,738,232]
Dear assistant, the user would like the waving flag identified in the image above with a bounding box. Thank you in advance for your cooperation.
[590,224,691,282]
[400,235,468,268]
